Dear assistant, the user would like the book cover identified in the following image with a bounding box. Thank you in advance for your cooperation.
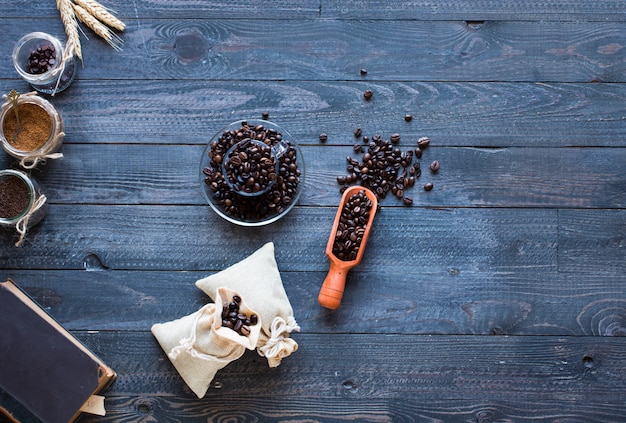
[0,279,116,423]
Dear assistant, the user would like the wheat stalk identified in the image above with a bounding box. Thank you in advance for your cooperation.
[56,0,82,61]
[72,3,123,52]
[74,0,125,31]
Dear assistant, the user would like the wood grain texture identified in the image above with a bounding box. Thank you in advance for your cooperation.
[1,144,624,208]
[0,206,558,273]
[3,0,626,22]
[0,19,624,82]
[4,269,625,337]
[1,81,623,147]
[1,2,625,422]
[67,331,626,422]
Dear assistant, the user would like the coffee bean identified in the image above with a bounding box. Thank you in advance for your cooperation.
[262,111,269,120]
[424,182,434,191]
[404,114,413,122]
[354,127,362,138]
[202,122,301,222]
[417,137,430,149]
[360,68,367,76]
[390,133,401,144]
[353,144,362,153]
[403,197,413,205]
[27,42,57,74]
[430,160,440,172]
[414,147,423,158]
[220,295,258,336]
[319,133,328,142]
[363,89,373,100]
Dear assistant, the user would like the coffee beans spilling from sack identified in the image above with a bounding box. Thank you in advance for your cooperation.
[332,190,373,261]
[221,295,258,336]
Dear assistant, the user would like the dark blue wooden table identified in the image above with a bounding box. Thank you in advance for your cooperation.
[1,1,625,421]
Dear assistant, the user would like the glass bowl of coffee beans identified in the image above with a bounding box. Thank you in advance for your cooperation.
[200,120,305,226]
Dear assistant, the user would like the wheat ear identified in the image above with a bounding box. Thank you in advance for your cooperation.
[72,3,123,52]
[74,0,125,32]
[56,0,82,61]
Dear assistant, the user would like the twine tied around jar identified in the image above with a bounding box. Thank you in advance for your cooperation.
[19,143,64,169]
[15,194,47,247]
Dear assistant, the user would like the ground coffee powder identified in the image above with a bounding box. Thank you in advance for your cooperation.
[3,103,52,151]
[0,174,29,219]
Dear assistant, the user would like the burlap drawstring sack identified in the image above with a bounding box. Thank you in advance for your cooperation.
[195,242,299,368]
[151,287,261,398]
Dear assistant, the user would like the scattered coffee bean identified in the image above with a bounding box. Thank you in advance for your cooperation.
[417,137,430,149]
[332,190,373,261]
[403,197,413,205]
[262,111,269,120]
[221,296,258,337]
[353,144,362,153]
[360,68,367,76]
[430,160,440,172]
[424,182,434,191]
[319,133,328,143]
[404,114,413,122]
[363,89,373,100]
[362,135,369,144]
[390,133,401,144]
[414,147,423,158]
[354,127,362,138]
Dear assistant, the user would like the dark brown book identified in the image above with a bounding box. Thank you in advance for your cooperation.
[0,279,116,423]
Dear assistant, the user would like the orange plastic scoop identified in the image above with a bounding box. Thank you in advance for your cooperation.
[318,185,378,310]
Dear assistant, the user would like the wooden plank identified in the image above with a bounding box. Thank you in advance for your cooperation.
[322,0,626,22]
[1,81,623,147]
[1,19,624,82]
[558,209,626,277]
[0,206,558,273]
[5,268,626,337]
[69,331,626,421]
[1,144,624,208]
[4,0,626,21]
[0,0,321,19]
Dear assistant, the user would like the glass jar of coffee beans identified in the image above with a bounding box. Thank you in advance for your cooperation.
[12,32,76,95]
[200,120,305,226]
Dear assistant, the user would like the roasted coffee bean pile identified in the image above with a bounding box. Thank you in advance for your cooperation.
[203,122,301,221]
[221,295,258,337]
[337,133,439,204]
[223,140,277,195]
[332,190,373,261]
[27,43,57,74]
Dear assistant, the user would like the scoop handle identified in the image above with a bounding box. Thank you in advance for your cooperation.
[318,261,349,310]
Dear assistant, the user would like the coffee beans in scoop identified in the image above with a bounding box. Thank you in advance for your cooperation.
[221,294,258,337]
[332,189,373,261]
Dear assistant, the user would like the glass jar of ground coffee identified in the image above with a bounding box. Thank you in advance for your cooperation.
[12,32,76,95]
[0,92,64,169]
[0,169,47,247]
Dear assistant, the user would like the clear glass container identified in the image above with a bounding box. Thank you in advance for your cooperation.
[13,32,76,95]
[199,119,305,226]
[0,169,47,233]
[0,92,64,169]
